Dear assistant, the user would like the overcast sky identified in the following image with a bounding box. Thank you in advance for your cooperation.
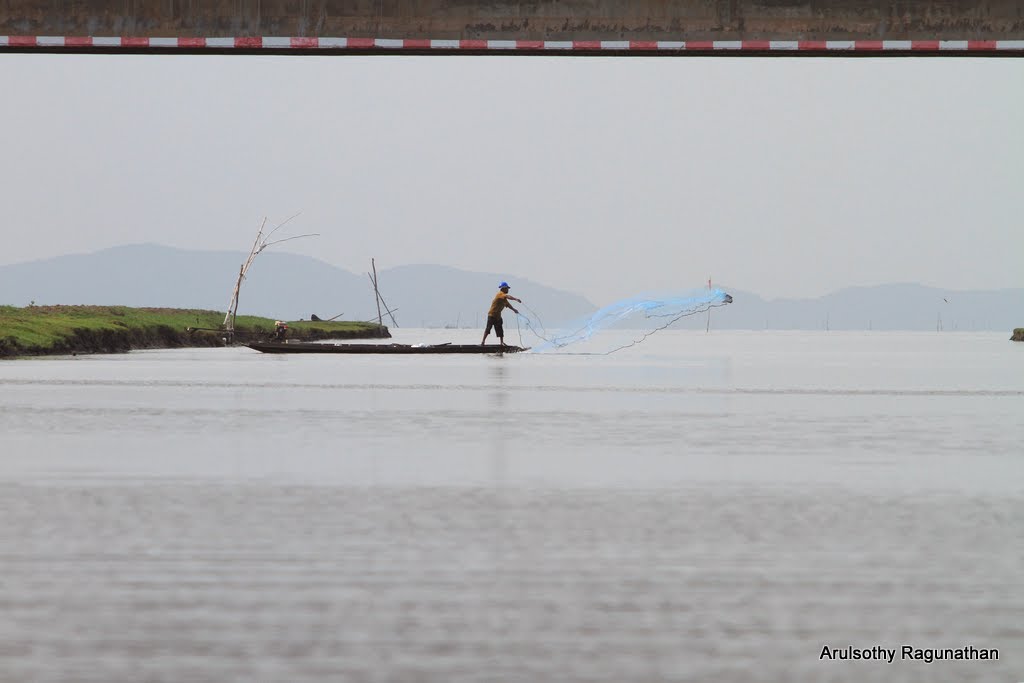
[0,54,1020,302]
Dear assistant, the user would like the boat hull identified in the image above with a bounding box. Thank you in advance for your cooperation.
[247,341,528,354]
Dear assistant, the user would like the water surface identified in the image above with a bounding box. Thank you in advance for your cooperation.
[1,331,1021,681]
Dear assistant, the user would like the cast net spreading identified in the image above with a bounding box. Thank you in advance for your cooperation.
[514,288,733,354]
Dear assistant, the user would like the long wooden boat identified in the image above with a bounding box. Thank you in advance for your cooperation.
[247,341,529,354]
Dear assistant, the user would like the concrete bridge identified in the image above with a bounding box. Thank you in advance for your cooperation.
[1,1,1022,55]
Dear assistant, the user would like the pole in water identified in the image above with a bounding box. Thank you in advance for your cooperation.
[705,277,712,333]
[370,258,383,328]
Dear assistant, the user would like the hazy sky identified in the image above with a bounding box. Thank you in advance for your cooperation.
[0,54,1020,302]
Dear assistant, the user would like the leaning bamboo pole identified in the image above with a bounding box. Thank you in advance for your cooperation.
[368,258,398,329]
[370,258,383,328]
[223,214,317,337]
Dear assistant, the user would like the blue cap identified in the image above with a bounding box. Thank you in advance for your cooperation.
[499,281,509,289]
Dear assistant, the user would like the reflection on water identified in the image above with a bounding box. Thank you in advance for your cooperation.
[489,362,510,489]
[1,331,1022,682]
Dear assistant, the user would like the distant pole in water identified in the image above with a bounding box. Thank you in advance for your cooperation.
[706,277,712,333]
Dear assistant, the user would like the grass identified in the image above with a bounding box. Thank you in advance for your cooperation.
[0,305,387,357]
[1013,328,1024,341]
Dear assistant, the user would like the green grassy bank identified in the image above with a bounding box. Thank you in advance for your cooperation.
[1013,328,1024,342]
[0,306,390,358]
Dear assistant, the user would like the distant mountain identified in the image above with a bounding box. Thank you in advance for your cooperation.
[0,245,1020,330]
[0,244,596,327]
[670,283,1023,332]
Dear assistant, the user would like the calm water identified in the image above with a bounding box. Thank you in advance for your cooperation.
[1,330,1022,682]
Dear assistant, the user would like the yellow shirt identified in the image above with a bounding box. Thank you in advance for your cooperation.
[488,291,512,318]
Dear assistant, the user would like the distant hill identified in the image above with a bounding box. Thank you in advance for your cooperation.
[671,283,1023,332]
[0,245,1019,330]
[0,244,597,327]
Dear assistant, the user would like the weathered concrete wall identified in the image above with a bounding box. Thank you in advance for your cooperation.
[1,0,1022,40]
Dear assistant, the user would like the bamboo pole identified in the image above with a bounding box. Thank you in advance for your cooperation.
[369,264,383,328]
[223,215,318,335]
[230,264,244,336]
[378,291,399,328]
[367,263,399,330]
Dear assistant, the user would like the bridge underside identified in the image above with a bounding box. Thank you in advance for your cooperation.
[1,1,1022,55]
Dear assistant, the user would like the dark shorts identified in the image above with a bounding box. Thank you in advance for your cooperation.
[484,315,504,337]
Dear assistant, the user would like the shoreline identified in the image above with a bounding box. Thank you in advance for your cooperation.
[0,305,390,358]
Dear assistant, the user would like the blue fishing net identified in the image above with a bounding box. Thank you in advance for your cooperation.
[516,288,733,354]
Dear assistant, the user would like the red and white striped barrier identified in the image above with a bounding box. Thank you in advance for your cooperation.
[1,36,1023,52]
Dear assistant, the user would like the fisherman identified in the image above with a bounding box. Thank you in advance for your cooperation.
[273,320,288,341]
[481,281,521,346]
